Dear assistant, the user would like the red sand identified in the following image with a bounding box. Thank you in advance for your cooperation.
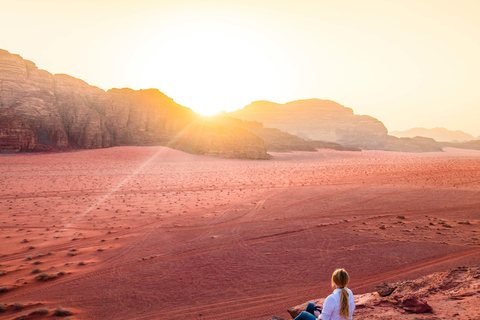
[0,146,479,319]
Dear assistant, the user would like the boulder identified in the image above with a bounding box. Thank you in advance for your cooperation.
[375,282,397,297]
[397,296,432,313]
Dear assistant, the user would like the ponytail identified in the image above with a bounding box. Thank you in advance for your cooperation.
[339,287,349,318]
[331,269,350,319]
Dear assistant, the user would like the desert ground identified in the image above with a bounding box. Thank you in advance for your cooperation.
[0,146,479,320]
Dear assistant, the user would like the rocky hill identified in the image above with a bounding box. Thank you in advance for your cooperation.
[390,127,475,142]
[0,48,455,156]
[0,49,270,158]
[228,99,388,150]
[285,266,480,320]
[228,100,443,152]
[207,115,360,152]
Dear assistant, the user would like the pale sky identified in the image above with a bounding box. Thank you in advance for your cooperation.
[1,0,479,136]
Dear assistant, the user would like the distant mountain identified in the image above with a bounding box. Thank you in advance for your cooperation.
[228,99,388,149]
[0,48,367,158]
[208,115,360,152]
[228,99,443,152]
[390,127,475,142]
[0,48,459,156]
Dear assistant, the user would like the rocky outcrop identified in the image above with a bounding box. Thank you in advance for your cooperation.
[384,136,443,152]
[440,140,480,151]
[228,99,388,150]
[0,49,269,159]
[209,115,359,152]
[390,127,475,142]
[286,266,480,320]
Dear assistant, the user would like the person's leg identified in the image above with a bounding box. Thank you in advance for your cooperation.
[305,302,316,315]
[293,311,317,320]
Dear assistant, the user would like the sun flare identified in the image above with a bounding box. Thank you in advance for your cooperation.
[138,21,284,116]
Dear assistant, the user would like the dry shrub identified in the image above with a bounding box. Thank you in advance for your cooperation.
[28,308,49,315]
[12,302,24,310]
[54,306,72,316]
[35,273,58,281]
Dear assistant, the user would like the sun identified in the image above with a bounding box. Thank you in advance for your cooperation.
[137,20,284,116]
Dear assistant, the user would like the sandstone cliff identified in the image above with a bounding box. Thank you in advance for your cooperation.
[0,49,269,159]
[228,100,449,152]
[206,115,360,152]
[228,99,388,150]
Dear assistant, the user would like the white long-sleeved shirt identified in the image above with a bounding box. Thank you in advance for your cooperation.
[319,288,355,320]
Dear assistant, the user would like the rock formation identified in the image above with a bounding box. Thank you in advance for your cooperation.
[390,127,476,142]
[440,140,480,151]
[207,115,360,152]
[228,100,449,152]
[384,136,442,152]
[286,266,480,320]
[228,99,388,150]
[0,49,269,159]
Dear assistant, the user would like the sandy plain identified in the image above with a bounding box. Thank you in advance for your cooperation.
[0,146,479,320]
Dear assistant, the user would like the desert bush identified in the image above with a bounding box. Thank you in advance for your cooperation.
[0,303,5,312]
[25,255,32,260]
[397,215,406,219]
[36,273,49,281]
[58,271,65,276]
[0,286,8,293]
[12,302,24,310]
[379,225,386,230]
[33,260,41,265]
[28,308,49,315]
[54,307,72,316]
[78,261,86,266]
[31,268,40,274]
[0,270,6,276]
[35,273,57,281]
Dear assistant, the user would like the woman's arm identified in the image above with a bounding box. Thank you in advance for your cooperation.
[319,296,334,320]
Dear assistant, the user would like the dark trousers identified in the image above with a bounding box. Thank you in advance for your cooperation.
[293,303,318,320]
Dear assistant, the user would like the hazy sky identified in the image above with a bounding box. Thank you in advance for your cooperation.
[1,0,479,135]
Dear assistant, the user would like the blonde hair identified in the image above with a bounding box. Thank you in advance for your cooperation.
[331,268,350,318]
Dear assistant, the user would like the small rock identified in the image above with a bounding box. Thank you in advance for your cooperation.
[375,282,397,297]
[399,297,433,313]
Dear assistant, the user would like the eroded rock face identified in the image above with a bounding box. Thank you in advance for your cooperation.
[228,99,388,149]
[0,49,269,159]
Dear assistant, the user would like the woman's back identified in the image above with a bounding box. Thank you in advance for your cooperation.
[320,287,355,320]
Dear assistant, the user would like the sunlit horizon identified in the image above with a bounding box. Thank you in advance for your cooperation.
[1,0,480,135]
